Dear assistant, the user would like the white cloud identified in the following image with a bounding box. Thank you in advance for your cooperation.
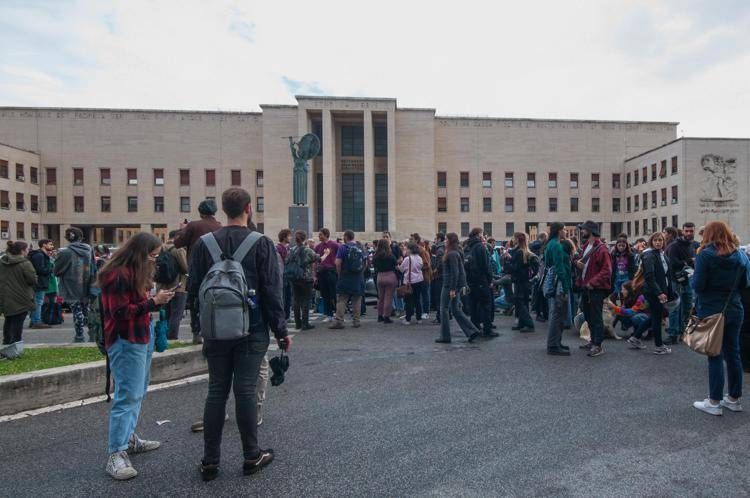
[0,0,749,136]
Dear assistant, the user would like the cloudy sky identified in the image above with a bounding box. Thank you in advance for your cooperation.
[1,0,749,136]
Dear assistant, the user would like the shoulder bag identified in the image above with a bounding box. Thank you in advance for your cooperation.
[396,256,413,298]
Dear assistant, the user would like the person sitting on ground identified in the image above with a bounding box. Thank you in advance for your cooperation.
[606,280,650,339]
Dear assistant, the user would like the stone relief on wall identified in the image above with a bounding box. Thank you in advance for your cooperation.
[700,154,738,203]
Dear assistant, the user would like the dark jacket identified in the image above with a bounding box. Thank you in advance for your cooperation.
[666,237,696,269]
[188,226,287,340]
[28,249,52,291]
[0,254,37,317]
[509,250,535,292]
[465,236,491,287]
[576,238,612,291]
[692,245,750,318]
[641,248,675,299]
[609,247,637,289]
[431,241,446,280]
[174,216,222,258]
[54,242,96,302]
[443,250,467,291]
[335,242,365,296]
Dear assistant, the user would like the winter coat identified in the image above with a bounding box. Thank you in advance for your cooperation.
[431,242,446,280]
[155,243,189,293]
[691,244,750,318]
[509,250,536,293]
[28,249,52,292]
[465,235,492,287]
[0,254,37,317]
[173,216,222,258]
[54,242,96,302]
[544,237,572,294]
[576,239,612,291]
[666,237,696,269]
[443,250,468,291]
[640,248,675,299]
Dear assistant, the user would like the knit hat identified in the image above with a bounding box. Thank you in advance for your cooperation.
[198,199,217,216]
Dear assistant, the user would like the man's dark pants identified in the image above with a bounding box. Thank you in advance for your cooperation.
[317,268,338,317]
[283,278,293,320]
[431,277,443,321]
[166,292,187,340]
[469,284,494,335]
[581,289,607,346]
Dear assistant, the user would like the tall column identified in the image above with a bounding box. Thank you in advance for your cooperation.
[363,110,375,233]
[386,110,396,234]
[322,109,336,230]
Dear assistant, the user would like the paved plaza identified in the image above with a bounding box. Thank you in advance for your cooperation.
[2,312,749,497]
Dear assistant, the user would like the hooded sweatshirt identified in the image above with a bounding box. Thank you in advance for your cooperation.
[0,254,37,316]
[692,244,750,318]
[54,242,96,302]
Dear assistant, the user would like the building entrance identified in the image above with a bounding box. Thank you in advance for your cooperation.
[341,173,364,232]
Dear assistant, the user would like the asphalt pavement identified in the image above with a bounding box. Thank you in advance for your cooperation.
[1,311,749,497]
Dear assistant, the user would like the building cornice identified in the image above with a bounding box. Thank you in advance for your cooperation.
[0,141,39,155]
[436,114,679,126]
[0,106,261,116]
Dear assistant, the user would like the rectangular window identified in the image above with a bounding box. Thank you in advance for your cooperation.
[634,195,639,211]
[30,167,38,184]
[16,222,24,240]
[483,222,493,237]
[652,163,658,181]
[101,196,111,212]
[672,185,678,204]
[341,125,364,156]
[437,197,447,212]
[549,197,558,212]
[504,197,514,212]
[437,171,447,188]
[642,192,647,208]
[505,222,514,237]
[482,172,492,188]
[256,196,264,212]
[661,188,667,206]
[46,168,57,185]
[15,163,24,181]
[437,222,447,235]
[651,190,657,208]
[627,221,631,236]
[672,215,678,227]
[643,219,648,234]
[205,169,216,186]
[661,216,668,230]
[591,173,600,189]
[256,170,264,187]
[47,196,57,212]
[642,166,648,183]
[231,170,241,186]
[483,197,492,212]
[153,196,164,213]
[570,172,579,189]
[548,172,557,188]
[73,168,84,186]
[30,195,38,212]
[592,197,600,212]
[612,173,621,189]
[504,172,514,188]
[179,169,190,186]
[671,156,678,175]
[73,196,84,212]
[626,197,631,212]
[570,197,579,212]
[652,217,658,234]
[374,125,387,157]
[180,196,190,213]
[635,221,639,236]
[0,160,7,178]
[0,220,7,238]
[375,174,388,232]
[527,197,536,212]
[612,198,621,212]
[626,172,631,188]
[526,172,536,188]
[460,197,470,212]
[460,171,469,188]
[31,223,39,240]
[100,168,111,185]
[461,222,470,238]
[15,193,24,211]
[660,160,667,178]
[127,169,137,185]
[154,169,164,186]
[127,196,138,212]
[1,190,9,209]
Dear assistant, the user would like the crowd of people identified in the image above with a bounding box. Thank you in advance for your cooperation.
[0,188,748,482]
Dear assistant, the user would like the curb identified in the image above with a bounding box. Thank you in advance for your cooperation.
[0,345,206,416]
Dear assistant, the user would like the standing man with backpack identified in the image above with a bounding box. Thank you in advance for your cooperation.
[188,188,289,481]
[465,228,498,339]
[54,227,96,342]
[329,230,365,329]
[155,231,188,340]
[286,230,327,330]
[27,239,55,329]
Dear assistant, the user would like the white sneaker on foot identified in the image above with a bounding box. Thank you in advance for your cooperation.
[106,451,137,480]
[322,316,332,323]
[127,433,160,454]
[400,318,411,325]
[721,396,743,412]
[693,398,722,416]
[653,345,672,355]
[627,337,646,349]
[421,313,429,320]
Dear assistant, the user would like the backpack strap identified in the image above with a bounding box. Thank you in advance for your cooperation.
[232,231,264,263]
[200,233,224,265]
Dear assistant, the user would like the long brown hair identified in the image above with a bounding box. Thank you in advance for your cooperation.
[443,232,460,261]
[97,232,161,295]
[513,232,530,263]
[700,221,736,256]
[375,239,391,259]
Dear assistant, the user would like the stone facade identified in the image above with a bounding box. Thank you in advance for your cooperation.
[0,143,42,242]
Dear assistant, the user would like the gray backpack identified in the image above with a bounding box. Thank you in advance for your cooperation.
[198,231,263,340]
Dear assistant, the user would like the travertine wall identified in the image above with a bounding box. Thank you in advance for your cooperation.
[0,143,42,242]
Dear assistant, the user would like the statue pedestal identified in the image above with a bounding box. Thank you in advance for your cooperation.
[288,206,311,236]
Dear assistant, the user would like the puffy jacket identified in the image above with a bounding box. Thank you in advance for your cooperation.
[28,249,52,291]
[576,239,612,290]
[692,244,750,318]
[0,254,37,317]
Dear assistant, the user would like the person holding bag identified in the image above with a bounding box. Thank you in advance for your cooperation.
[435,233,480,344]
[691,221,750,416]
[399,243,424,325]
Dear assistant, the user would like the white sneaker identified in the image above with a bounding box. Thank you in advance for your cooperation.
[721,396,743,412]
[400,318,411,325]
[127,433,160,454]
[653,345,672,355]
[421,313,429,320]
[322,316,332,323]
[106,451,138,480]
[627,337,646,350]
[693,398,723,416]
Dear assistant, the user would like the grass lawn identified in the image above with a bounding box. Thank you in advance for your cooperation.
[0,342,195,376]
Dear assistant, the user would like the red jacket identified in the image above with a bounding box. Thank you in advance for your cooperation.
[576,239,612,290]
[100,267,156,350]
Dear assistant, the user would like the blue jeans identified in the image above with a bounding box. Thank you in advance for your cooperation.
[107,327,154,454]
[708,312,743,401]
[620,313,650,335]
[668,284,693,338]
[30,290,46,325]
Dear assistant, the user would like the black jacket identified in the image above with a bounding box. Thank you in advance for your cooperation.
[641,248,675,299]
[443,250,467,291]
[431,241,446,280]
[465,236,491,286]
[666,237,696,269]
[188,226,287,340]
[28,249,52,292]
[509,250,537,291]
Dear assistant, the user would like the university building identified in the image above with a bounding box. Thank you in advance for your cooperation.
[0,96,748,246]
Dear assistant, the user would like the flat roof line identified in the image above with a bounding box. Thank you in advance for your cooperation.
[436,115,679,126]
[0,106,262,116]
[624,136,750,162]
[295,95,397,103]
[0,141,39,155]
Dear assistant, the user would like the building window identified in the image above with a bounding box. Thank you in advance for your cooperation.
[73,168,84,186]
[179,169,190,186]
[0,160,7,178]
[374,125,387,157]
[635,221,639,236]
[47,196,57,212]
[100,168,111,185]
[73,196,84,212]
[672,215,678,227]
[101,196,111,212]
[549,197,558,212]
[205,169,216,186]
[256,196,264,212]
[256,170,264,187]
[651,190,657,208]
[482,197,492,212]
[527,172,536,188]
[0,190,7,210]
[483,222,493,237]
[341,125,364,156]
[154,169,164,186]
[627,221,631,236]
[482,172,492,188]
[460,171,469,188]
[592,197,600,212]
[231,170,241,186]
[570,197,579,212]
[642,219,648,234]
[437,171,447,188]
[460,222,470,238]
[661,216,668,230]
[570,172,579,189]
[30,167,38,184]
[671,156,678,175]
[642,193,647,208]
[626,172,631,188]
[652,217,658,234]
[548,173,557,188]
[504,172,514,188]
[612,198,621,213]
[460,197,470,212]
[626,197,631,212]
[154,196,164,213]
[127,196,138,212]
[31,223,39,240]
[16,222,24,240]
[661,188,667,206]
[660,161,667,178]
[634,195,639,211]
[527,197,536,212]
[437,197,447,212]
[505,222,514,237]
[46,168,57,185]
[15,163,24,181]
[652,163,658,181]
[30,195,38,212]
[612,173,621,189]
[641,166,648,184]
[591,173,600,189]
[127,169,137,185]
[437,222,447,235]
[634,169,639,185]
[505,197,514,212]
[0,220,7,238]
[180,196,190,213]
[16,193,24,211]
[672,185,678,204]
[375,173,388,232]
